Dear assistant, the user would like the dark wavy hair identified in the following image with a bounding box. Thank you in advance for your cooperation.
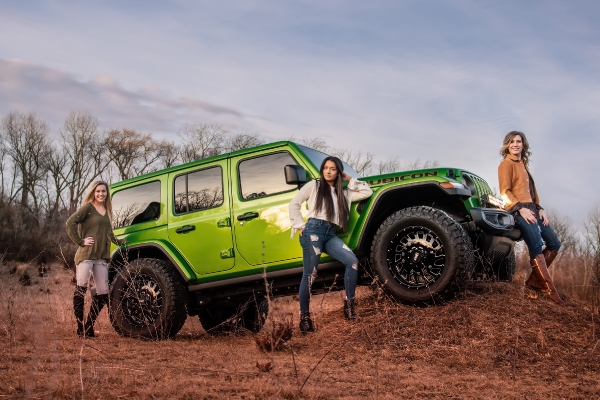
[314,156,350,232]
[500,131,532,167]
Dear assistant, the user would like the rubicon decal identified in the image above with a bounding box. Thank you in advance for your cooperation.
[367,171,438,185]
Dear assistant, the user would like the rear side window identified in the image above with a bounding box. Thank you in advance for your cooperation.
[112,181,161,228]
[174,166,224,214]
[238,152,298,200]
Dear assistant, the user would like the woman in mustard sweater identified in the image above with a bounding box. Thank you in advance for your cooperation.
[66,181,124,337]
[498,131,564,305]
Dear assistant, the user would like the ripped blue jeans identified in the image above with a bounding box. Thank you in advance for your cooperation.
[299,218,359,313]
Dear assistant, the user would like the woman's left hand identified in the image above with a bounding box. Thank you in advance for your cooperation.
[342,172,352,182]
[539,209,549,226]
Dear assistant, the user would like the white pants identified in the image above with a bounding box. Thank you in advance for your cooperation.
[76,259,109,295]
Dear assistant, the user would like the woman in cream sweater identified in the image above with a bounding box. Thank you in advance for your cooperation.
[289,156,372,333]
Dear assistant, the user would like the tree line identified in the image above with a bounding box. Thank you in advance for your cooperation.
[0,111,268,262]
[0,110,417,263]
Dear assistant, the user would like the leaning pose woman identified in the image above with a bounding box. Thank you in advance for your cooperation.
[66,181,124,337]
[498,131,564,305]
[289,156,373,333]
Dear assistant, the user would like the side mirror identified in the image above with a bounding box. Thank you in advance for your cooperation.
[284,165,307,187]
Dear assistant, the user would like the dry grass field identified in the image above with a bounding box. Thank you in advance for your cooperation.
[1,261,599,400]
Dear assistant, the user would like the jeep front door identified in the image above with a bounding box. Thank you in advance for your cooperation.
[231,151,306,266]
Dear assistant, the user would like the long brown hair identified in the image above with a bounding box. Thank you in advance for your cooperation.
[500,131,532,167]
[314,156,350,232]
[83,180,113,218]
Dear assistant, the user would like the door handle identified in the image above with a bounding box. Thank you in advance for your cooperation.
[237,212,259,221]
[175,225,196,234]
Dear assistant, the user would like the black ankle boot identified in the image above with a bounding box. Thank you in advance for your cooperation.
[73,286,87,337]
[344,299,356,320]
[84,294,108,338]
[299,312,315,334]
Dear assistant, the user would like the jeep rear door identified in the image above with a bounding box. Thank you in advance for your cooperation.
[231,150,307,266]
[167,160,235,275]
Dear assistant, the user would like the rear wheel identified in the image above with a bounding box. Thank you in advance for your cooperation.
[370,206,474,303]
[109,258,188,340]
[198,297,268,335]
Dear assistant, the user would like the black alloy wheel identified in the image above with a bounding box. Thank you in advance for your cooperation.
[370,206,474,304]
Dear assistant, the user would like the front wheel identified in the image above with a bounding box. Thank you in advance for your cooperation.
[109,258,188,340]
[370,206,474,304]
[493,249,516,282]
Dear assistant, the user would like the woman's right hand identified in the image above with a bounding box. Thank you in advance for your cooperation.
[83,236,95,246]
[298,228,304,237]
[519,208,537,224]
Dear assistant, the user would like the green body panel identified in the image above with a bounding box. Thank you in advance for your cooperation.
[166,159,235,276]
[109,141,496,284]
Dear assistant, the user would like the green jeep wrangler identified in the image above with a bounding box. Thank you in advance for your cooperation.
[108,141,519,339]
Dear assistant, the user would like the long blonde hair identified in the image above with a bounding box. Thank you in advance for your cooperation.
[500,131,532,167]
[83,181,113,218]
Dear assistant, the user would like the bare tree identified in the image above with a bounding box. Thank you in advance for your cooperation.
[0,131,8,203]
[1,111,52,213]
[378,156,400,174]
[178,123,228,163]
[401,159,440,170]
[330,148,374,177]
[585,206,600,260]
[584,206,600,302]
[225,132,263,152]
[547,211,580,255]
[156,140,180,169]
[59,111,111,214]
[298,137,329,152]
[298,137,374,176]
[105,129,162,180]
[45,144,69,214]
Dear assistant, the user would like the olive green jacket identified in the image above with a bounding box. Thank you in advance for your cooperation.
[66,202,121,265]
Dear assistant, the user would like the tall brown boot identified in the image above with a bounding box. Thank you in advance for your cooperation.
[543,249,558,268]
[526,249,559,290]
[529,254,565,306]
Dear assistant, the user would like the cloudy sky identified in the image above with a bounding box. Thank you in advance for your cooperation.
[1,1,599,226]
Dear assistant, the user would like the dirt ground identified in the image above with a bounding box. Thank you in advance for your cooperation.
[1,263,599,399]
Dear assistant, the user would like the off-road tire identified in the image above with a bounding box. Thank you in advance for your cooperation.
[199,297,268,335]
[109,258,188,340]
[370,206,475,304]
[493,249,516,282]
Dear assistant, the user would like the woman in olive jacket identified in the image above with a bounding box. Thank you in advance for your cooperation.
[498,131,564,305]
[66,181,124,337]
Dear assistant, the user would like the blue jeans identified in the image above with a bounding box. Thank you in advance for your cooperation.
[299,218,359,313]
[514,215,561,260]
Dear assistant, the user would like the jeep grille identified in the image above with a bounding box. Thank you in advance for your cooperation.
[462,172,493,204]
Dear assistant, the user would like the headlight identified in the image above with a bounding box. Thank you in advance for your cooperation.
[439,181,467,190]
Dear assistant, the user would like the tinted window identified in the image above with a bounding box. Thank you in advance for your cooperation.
[112,181,161,228]
[239,152,297,200]
[174,166,224,214]
[297,144,359,178]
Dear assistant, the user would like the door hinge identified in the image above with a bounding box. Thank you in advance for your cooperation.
[220,248,234,259]
[217,217,231,228]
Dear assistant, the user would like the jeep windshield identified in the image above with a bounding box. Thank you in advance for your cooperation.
[297,144,360,178]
